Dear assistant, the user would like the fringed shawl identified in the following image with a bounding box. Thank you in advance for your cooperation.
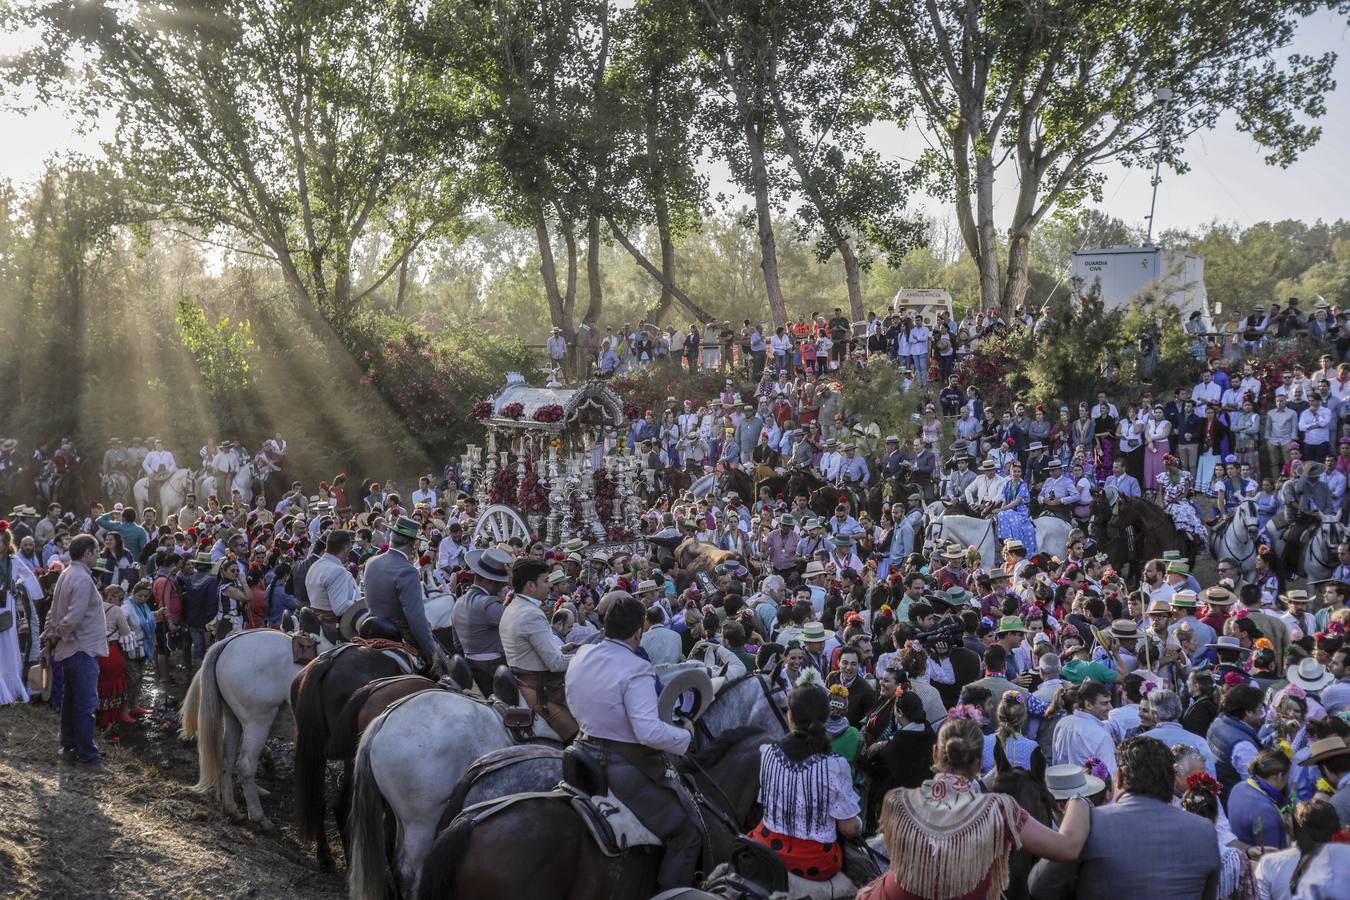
[879,774,1026,900]
[759,743,840,841]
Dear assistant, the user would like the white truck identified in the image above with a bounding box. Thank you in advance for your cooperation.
[1070,246,1209,323]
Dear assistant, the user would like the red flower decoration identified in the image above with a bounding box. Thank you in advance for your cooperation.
[1185,771,1220,797]
[472,400,493,420]
[532,404,564,423]
[501,402,524,420]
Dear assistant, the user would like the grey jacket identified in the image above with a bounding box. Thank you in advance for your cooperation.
[363,548,436,659]
[1028,794,1219,900]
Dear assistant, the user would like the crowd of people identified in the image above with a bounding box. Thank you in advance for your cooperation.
[3,298,1350,899]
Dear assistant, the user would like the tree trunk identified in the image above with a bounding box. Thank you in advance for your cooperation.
[974,152,1002,312]
[395,253,411,312]
[744,112,788,327]
[533,206,574,342]
[1002,230,1034,311]
[604,213,714,324]
[646,190,676,325]
[839,238,865,320]
[582,212,603,325]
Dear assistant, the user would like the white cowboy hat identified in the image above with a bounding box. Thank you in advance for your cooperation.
[1287,658,1335,692]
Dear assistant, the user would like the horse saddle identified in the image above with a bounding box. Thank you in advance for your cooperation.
[356,615,403,642]
[557,748,663,856]
[436,663,536,739]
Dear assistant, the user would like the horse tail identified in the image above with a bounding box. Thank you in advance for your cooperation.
[181,634,230,797]
[348,707,392,900]
[414,815,475,900]
[293,652,339,848]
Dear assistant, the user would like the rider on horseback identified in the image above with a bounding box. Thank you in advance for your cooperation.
[1038,459,1078,521]
[1280,462,1335,573]
[142,438,177,488]
[565,593,701,892]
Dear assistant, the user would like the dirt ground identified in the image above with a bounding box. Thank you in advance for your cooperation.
[0,676,345,900]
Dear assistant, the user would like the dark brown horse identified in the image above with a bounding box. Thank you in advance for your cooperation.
[415,728,769,900]
[1090,489,1195,580]
[986,741,1054,900]
[290,645,411,870]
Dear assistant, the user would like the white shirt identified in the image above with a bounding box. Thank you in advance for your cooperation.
[1106,703,1141,742]
[305,553,358,616]
[142,449,177,475]
[436,535,465,570]
[411,488,438,508]
[565,639,690,755]
[964,473,1007,507]
[1191,381,1222,412]
[1298,405,1331,445]
[1052,711,1118,775]
[820,451,843,481]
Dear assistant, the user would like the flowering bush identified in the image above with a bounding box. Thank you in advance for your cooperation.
[501,402,524,419]
[1248,339,1325,392]
[472,400,493,420]
[611,370,727,419]
[357,323,537,455]
[532,404,564,423]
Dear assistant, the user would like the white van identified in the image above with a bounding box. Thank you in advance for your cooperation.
[890,288,955,323]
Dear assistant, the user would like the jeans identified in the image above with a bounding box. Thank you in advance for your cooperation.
[59,651,100,761]
[911,354,928,384]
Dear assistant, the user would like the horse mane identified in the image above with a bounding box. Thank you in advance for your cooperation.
[689,725,766,769]
[986,763,1055,827]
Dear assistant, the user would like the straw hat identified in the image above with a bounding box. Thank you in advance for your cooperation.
[1299,736,1350,767]
[1200,585,1235,606]
[801,622,828,642]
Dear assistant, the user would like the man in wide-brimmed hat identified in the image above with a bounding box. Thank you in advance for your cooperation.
[368,516,452,678]
[453,542,515,696]
[1298,735,1350,824]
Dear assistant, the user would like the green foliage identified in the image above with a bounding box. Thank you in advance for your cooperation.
[175,297,258,436]
[836,356,922,450]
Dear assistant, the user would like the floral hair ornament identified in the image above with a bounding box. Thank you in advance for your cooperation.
[1185,771,1221,797]
[947,704,985,725]
[1222,671,1247,688]
[1254,637,1274,652]
[1001,690,1026,705]
[1083,758,1111,783]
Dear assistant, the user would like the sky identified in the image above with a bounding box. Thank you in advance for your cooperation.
[2,10,1347,237]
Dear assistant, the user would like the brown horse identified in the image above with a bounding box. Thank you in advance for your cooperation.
[415,728,769,900]
[290,645,411,870]
[1090,490,1195,579]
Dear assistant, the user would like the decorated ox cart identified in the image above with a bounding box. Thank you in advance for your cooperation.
[459,374,649,555]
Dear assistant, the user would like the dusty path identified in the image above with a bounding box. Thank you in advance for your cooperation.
[0,693,344,899]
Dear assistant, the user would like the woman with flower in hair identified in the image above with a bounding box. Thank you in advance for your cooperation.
[748,682,861,882]
[1158,454,1208,545]
[859,714,1089,900]
[826,682,862,777]
[1180,771,1255,899]
[1254,797,1350,900]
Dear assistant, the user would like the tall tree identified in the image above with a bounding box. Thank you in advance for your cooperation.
[7,0,472,343]
[696,0,791,327]
[872,0,1340,311]
[749,0,925,319]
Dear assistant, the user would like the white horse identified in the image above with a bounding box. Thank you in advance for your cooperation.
[101,470,131,507]
[1302,514,1343,582]
[925,502,998,570]
[196,470,217,502]
[1208,498,1260,582]
[180,627,332,827]
[231,459,256,505]
[347,690,517,899]
[1033,514,1071,561]
[134,468,194,515]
